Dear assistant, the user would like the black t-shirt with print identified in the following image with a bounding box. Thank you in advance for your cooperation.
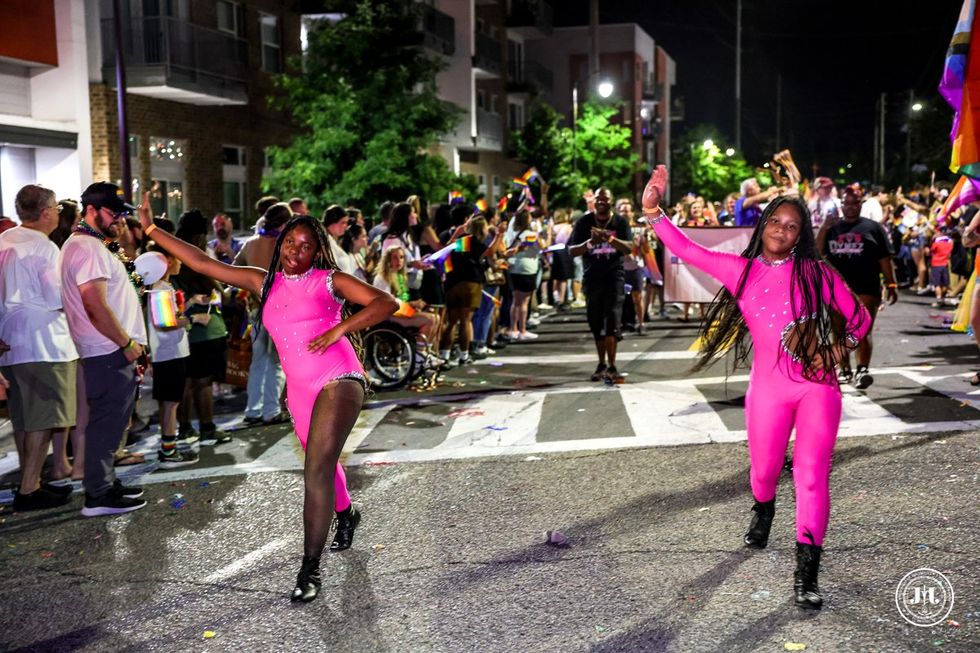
[822,217,894,295]
[570,212,632,289]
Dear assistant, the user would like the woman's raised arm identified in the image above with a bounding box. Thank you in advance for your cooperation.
[138,192,265,295]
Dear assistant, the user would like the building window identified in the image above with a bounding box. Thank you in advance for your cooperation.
[477,89,486,110]
[217,0,242,37]
[490,94,499,114]
[149,138,184,162]
[260,13,281,73]
[128,135,141,159]
[223,181,246,224]
[507,39,523,81]
[149,180,183,218]
[508,102,524,131]
[477,174,487,195]
[222,145,246,166]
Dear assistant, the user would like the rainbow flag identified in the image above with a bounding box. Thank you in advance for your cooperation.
[496,195,509,212]
[523,232,538,244]
[442,256,454,274]
[474,198,488,213]
[512,177,529,188]
[454,236,472,252]
[520,167,541,183]
[148,289,179,328]
[940,0,980,176]
[449,190,465,204]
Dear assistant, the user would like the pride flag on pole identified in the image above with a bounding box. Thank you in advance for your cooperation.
[496,195,509,212]
[148,289,180,328]
[449,190,464,204]
[520,167,541,184]
[454,236,472,252]
[474,198,488,213]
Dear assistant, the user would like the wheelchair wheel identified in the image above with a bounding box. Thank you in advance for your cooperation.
[363,324,417,390]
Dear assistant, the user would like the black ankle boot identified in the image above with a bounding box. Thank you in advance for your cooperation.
[743,499,775,548]
[794,542,823,610]
[330,505,361,551]
[291,555,321,602]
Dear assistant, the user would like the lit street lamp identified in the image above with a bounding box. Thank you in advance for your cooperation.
[912,102,923,112]
[725,147,735,156]
[572,78,616,174]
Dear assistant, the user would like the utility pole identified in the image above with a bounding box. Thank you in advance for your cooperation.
[112,0,131,202]
[879,91,886,181]
[873,95,879,184]
[775,73,782,149]
[906,89,913,184]
[735,0,742,151]
[589,0,600,89]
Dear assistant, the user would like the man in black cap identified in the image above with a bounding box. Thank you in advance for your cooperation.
[60,182,148,516]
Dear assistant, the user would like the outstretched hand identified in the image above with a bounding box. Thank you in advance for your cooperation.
[137,191,153,231]
[642,165,669,211]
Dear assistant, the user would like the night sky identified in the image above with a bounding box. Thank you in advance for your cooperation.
[556,0,964,180]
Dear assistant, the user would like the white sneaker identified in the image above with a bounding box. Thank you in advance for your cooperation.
[538,303,553,310]
[527,317,541,327]
[518,331,539,340]
[571,299,586,308]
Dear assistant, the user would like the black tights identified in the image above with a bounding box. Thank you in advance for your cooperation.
[303,380,364,559]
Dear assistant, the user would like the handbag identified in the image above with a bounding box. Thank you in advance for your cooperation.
[484,262,507,286]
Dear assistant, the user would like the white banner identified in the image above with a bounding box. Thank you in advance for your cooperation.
[664,227,754,302]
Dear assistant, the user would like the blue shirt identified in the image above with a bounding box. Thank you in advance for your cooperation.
[734,197,762,227]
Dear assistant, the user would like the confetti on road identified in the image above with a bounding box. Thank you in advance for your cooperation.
[372,544,386,551]
[485,425,508,431]
[524,456,543,461]
[203,631,216,639]
[545,530,569,547]
[784,644,806,651]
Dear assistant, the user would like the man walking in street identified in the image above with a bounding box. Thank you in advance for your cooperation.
[569,187,634,383]
[61,183,148,516]
[818,186,898,389]
[0,185,79,511]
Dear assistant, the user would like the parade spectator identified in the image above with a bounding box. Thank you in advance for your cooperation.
[504,210,542,342]
[61,182,147,516]
[617,198,647,334]
[0,186,79,511]
[323,205,358,275]
[735,178,779,227]
[145,244,198,468]
[252,195,280,233]
[718,192,739,225]
[549,208,575,310]
[441,217,491,364]
[368,201,394,243]
[569,187,633,382]
[818,187,898,389]
[49,199,81,248]
[808,177,842,227]
[288,197,309,216]
[0,217,16,234]
[382,202,426,299]
[860,185,887,222]
[372,246,439,341]
[236,203,291,426]
[929,230,954,308]
[341,222,374,282]
[174,210,233,443]
[209,213,242,265]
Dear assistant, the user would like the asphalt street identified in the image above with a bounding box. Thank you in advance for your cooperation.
[0,291,978,652]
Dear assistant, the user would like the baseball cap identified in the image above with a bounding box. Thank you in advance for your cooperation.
[80,182,137,214]
[814,177,834,189]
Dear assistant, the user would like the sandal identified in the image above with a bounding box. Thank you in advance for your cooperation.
[970,372,980,386]
[113,450,146,466]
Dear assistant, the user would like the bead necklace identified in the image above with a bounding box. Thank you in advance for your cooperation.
[282,266,315,281]
[757,253,794,267]
[73,221,144,291]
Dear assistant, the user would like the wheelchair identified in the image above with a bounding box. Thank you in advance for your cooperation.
[362,321,443,391]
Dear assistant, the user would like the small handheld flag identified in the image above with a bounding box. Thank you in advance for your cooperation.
[474,198,488,213]
[496,195,509,212]
[149,289,180,328]
[454,236,472,252]
[521,167,540,183]
[449,190,465,204]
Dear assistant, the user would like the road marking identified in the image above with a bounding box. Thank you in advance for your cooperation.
[203,539,286,583]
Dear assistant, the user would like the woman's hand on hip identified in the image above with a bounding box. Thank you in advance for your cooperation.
[308,325,344,354]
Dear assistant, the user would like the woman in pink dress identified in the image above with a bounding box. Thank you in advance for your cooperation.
[138,196,397,603]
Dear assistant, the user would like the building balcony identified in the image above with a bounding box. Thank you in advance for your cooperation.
[506,0,553,39]
[474,108,503,151]
[473,32,502,79]
[507,60,553,97]
[101,16,248,106]
[643,75,660,101]
[419,5,455,57]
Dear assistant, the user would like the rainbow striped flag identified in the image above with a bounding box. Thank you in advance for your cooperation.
[148,289,179,328]
[941,174,980,220]
[449,190,465,204]
[520,167,541,183]
[941,0,980,177]
[512,177,529,188]
[442,256,454,274]
[474,198,488,213]
[523,232,538,244]
[496,195,509,212]
[454,236,472,252]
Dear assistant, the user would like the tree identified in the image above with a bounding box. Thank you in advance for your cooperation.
[262,0,468,216]
[671,125,763,201]
[513,101,640,207]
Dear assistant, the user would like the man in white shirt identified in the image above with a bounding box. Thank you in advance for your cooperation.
[0,185,79,511]
[861,185,887,222]
[808,177,842,227]
[61,182,148,516]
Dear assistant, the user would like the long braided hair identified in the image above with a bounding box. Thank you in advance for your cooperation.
[256,215,364,361]
[693,195,863,383]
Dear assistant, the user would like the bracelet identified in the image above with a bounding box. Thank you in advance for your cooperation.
[122,338,134,351]
[887,283,898,288]
[144,223,157,237]
[642,208,668,225]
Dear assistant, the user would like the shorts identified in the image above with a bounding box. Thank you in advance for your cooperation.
[550,248,574,280]
[187,337,227,381]
[509,272,538,293]
[930,266,950,288]
[3,360,77,432]
[585,284,625,340]
[445,281,483,311]
[152,357,188,402]
[623,267,643,292]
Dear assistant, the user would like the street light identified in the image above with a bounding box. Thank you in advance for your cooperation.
[572,78,616,174]
[702,139,714,150]
[912,102,923,112]
[725,147,735,156]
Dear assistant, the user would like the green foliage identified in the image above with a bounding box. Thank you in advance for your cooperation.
[671,125,763,201]
[262,0,466,218]
[514,101,640,207]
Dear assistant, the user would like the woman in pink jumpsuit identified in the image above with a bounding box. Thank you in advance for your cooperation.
[138,203,398,603]
[641,167,871,609]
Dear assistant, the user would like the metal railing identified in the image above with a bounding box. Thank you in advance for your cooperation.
[474,32,502,76]
[420,5,455,56]
[476,108,503,150]
[101,16,248,97]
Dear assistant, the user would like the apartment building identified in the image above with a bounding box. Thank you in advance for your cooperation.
[87,0,302,225]
[430,0,553,205]
[0,0,92,217]
[526,22,676,194]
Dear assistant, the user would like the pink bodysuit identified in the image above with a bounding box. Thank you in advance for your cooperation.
[263,268,366,511]
[654,219,871,546]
